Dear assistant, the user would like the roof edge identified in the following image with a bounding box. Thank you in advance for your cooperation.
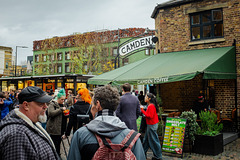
[151,0,197,19]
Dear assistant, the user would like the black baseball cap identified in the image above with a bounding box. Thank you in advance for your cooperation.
[18,86,53,104]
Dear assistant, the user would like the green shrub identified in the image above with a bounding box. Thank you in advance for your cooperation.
[197,111,223,136]
[180,110,199,141]
[157,107,164,136]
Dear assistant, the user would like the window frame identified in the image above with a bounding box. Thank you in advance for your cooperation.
[43,55,47,62]
[190,9,223,41]
[65,51,71,60]
[65,63,71,73]
[35,55,39,62]
[57,63,62,73]
[57,52,62,61]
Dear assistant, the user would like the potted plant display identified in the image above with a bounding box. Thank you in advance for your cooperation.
[179,110,199,152]
[157,107,165,145]
[193,111,223,156]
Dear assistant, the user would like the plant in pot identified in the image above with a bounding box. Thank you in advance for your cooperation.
[157,107,165,145]
[179,110,199,152]
[194,111,223,155]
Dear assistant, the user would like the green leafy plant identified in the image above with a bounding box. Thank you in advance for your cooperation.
[179,110,199,141]
[156,93,162,107]
[157,107,165,136]
[197,111,223,136]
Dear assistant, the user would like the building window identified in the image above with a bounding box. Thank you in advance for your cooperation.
[57,52,62,61]
[145,49,150,56]
[190,9,223,41]
[35,55,39,62]
[49,64,54,73]
[65,63,70,73]
[101,48,108,57]
[43,55,47,62]
[6,62,8,69]
[57,64,62,73]
[43,65,47,72]
[65,52,71,60]
[112,47,118,56]
[83,62,88,71]
[51,54,55,61]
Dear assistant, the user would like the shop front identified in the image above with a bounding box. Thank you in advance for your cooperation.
[88,46,237,121]
[0,74,94,95]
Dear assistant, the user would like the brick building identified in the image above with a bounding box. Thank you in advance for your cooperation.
[151,0,240,120]
[33,28,155,76]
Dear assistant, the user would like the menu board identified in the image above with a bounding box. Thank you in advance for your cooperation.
[162,117,187,155]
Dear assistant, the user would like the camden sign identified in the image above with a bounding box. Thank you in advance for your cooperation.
[119,36,154,56]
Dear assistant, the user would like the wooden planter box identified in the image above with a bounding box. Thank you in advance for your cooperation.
[183,138,193,153]
[193,133,223,156]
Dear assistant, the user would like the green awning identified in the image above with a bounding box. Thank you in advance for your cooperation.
[88,46,236,85]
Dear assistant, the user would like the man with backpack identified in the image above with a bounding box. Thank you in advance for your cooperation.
[67,85,145,160]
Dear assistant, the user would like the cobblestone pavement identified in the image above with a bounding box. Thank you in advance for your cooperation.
[147,138,240,160]
[60,135,240,160]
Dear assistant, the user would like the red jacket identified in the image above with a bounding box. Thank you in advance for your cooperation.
[141,103,159,125]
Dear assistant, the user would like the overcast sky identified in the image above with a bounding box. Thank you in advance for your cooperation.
[0,0,169,65]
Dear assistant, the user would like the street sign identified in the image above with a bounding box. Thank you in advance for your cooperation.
[119,36,154,56]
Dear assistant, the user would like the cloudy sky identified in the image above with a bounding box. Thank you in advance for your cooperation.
[0,0,168,64]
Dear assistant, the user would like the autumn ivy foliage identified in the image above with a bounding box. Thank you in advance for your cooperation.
[33,28,149,75]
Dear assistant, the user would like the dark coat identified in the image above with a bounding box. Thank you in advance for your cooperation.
[116,92,141,131]
[65,101,90,136]
[0,110,59,160]
[193,100,208,119]
[46,100,67,135]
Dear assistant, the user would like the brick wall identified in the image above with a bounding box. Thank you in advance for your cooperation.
[214,79,236,118]
[160,74,203,112]
[154,0,240,119]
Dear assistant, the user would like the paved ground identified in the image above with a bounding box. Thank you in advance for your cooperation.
[60,135,240,160]
[147,138,240,160]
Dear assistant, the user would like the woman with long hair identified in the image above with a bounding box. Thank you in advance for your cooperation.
[140,93,162,160]
[62,88,91,139]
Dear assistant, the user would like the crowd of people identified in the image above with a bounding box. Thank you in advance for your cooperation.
[0,84,163,160]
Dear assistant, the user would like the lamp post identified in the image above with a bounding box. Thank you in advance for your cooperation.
[15,46,28,77]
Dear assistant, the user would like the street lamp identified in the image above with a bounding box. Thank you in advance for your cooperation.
[15,46,28,77]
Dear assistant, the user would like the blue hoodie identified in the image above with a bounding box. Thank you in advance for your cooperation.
[67,109,146,160]
[1,98,13,120]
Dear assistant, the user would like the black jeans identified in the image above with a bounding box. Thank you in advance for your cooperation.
[50,135,62,156]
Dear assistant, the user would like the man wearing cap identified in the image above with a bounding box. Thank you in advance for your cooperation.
[0,86,59,160]
[193,95,209,119]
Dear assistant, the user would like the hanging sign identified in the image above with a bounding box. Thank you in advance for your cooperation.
[162,117,187,155]
[119,36,154,56]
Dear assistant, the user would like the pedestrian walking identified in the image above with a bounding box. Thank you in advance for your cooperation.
[62,88,91,138]
[0,92,13,120]
[0,86,59,160]
[66,90,74,108]
[116,83,141,131]
[46,88,68,157]
[141,93,162,160]
[67,85,145,160]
